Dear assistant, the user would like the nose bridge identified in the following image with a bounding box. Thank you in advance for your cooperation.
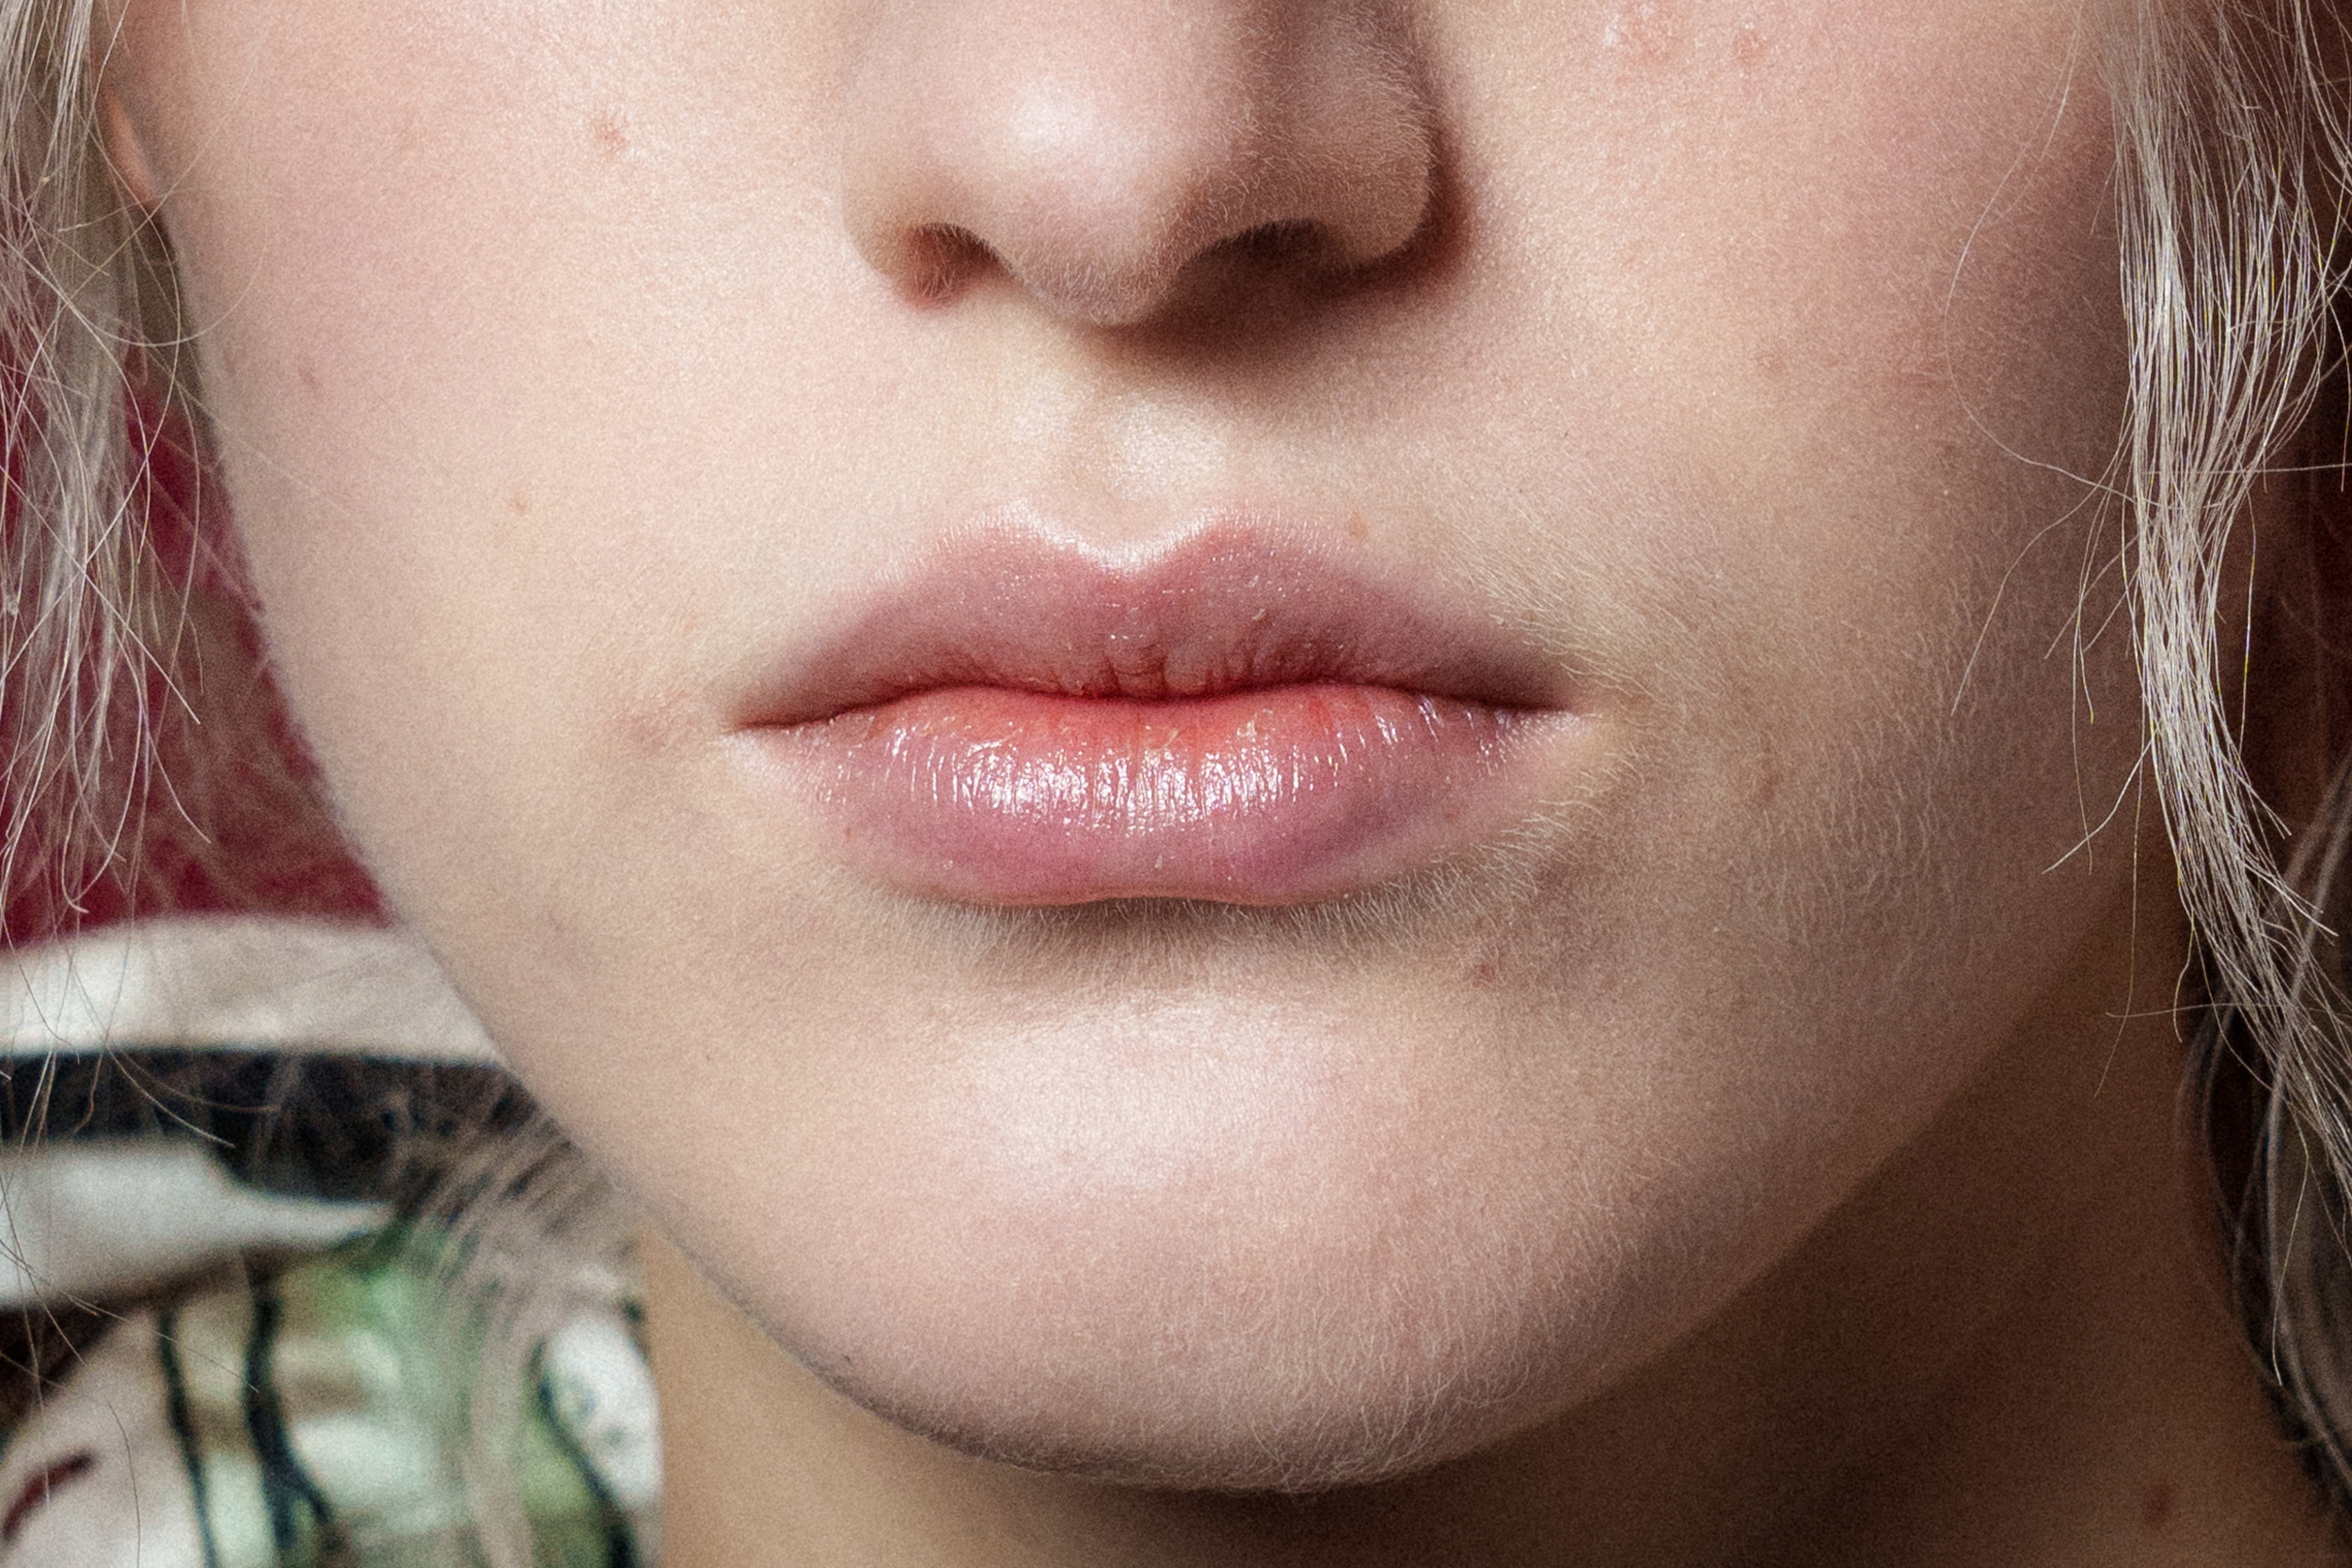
[840,0,1433,327]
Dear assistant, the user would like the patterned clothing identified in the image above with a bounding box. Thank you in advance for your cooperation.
[0,1234,659,1568]
[0,918,662,1567]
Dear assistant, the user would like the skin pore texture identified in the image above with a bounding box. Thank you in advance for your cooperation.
[94,0,2347,1561]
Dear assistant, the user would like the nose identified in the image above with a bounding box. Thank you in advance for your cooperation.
[839,0,1436,327]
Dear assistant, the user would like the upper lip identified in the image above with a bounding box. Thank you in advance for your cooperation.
[735,514,1574,728]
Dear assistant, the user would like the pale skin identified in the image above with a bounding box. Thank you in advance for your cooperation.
[93,0,2346,1561]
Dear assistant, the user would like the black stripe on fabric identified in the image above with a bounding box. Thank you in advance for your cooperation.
[533,1345,638,1568]
[241,1271,348,1567]
[0,1049,537,1204]
[155,1307,225,1568]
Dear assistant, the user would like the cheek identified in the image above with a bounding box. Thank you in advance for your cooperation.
[1436,0,2136,904]
[141,0,847,895]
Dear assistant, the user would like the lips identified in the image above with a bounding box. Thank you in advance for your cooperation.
[731,518,1579,904]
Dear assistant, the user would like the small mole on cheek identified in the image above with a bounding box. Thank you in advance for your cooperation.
[1346,512,1370,544]
[506,488,532,517]
[2141,1479,2174,1529]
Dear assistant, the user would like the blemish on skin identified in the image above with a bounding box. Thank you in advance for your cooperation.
[295,357,323,395]
[1733,18,1770,71]
[1601,1,1683,66]
[609,684,701,761]
[507,488,532,517]
[591,110,630,161]
[2141,1479,2174,1529]
[1346,512,1371,544]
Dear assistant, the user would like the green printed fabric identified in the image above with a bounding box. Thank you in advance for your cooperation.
[0,1233,660,1567]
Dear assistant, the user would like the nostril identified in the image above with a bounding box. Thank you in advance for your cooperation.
[839,6,1438,330]
[898,224,995,305]
[1205,219,1329,265]
[1192,215,1422,303]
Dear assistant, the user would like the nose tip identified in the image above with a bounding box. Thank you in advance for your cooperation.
[840,1,1435,328]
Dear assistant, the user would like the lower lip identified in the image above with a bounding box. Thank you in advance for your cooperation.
[755,685,1555,905]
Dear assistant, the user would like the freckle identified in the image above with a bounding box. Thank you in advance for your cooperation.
[295,357,322,394]
[2141,1479,2174,1528]
[506,488,532,516]
[1734,19,1769,70]
[1346,512,1370,544]
[592,111,629,160]
[1601,0,1682,65]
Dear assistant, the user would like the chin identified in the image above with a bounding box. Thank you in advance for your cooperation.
[675,1063,1669,1496]
[832,1377,1531,1494]
[772,1266,1585,1494]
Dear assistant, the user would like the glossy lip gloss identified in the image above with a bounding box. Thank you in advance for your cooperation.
[732,520,1578,905]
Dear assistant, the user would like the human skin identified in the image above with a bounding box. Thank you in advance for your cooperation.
[96,0,2344,1560]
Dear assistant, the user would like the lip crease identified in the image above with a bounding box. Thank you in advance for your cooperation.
[731,516,1581,905]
